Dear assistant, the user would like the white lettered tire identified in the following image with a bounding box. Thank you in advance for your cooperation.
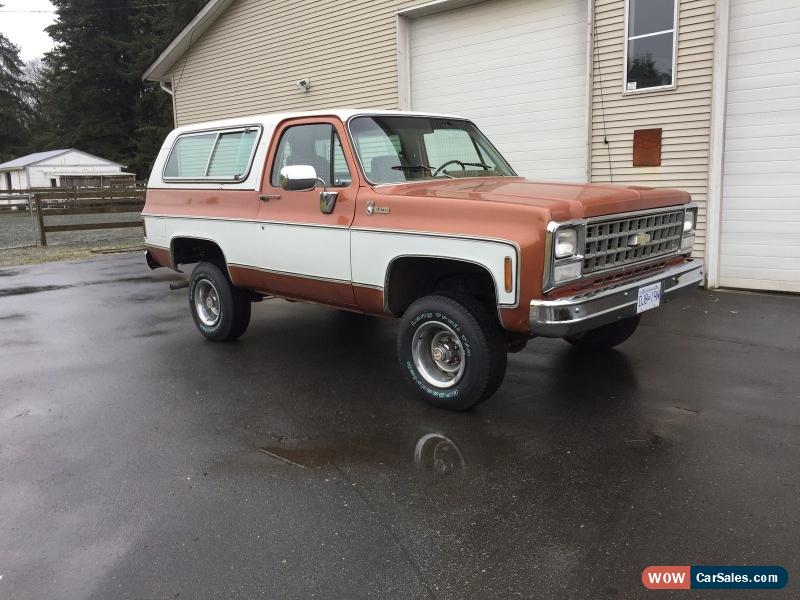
[397,293,507,410]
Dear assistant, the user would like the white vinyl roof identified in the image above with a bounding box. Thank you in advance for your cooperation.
[170,109,469,135]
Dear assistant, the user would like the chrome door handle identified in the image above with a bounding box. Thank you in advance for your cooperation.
[260,194,281,202]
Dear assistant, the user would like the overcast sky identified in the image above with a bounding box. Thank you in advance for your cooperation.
[0,0,56,62]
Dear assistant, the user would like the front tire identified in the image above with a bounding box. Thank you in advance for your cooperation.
[397,293,507,411]
[188,262,251,342]
[564,315,640,351]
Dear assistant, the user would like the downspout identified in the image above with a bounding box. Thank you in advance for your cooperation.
[158,77,178,128]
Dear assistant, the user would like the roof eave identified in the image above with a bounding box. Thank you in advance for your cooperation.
[142,0,235,82]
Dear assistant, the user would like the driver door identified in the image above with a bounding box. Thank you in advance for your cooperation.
[253,118,357,306]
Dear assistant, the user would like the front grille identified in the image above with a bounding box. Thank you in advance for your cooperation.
[583,209,684,274]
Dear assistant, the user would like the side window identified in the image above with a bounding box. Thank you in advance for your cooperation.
[625,0,677,92]
[271,124,352,188]
[164,133,216,178]
[207,129,259,178]
[163,127,260,180]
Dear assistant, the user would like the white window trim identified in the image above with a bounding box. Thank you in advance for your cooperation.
[162,125,263,183]
[622,0,680,95]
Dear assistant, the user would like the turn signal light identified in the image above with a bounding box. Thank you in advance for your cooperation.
[504,257,513,293]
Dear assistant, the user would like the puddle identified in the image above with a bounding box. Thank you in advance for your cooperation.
[133,329,170,339]
[256,431,477,477]
[0,313,27,321]
[0,274,184,298]
[0,285,72,297]
[0,270,20,277]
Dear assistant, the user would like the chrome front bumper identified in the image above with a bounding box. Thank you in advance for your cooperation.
[529,259,704,337]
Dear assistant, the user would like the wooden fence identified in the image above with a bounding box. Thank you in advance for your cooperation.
[29,188,145,247]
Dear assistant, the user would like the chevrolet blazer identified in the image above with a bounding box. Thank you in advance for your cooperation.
[143,110,703,410]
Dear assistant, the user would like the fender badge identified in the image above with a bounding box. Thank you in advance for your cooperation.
[366,201,390,215]
[627,232,652,247]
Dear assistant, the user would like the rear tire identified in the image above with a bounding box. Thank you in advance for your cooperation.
[397,293,507,410]
[564,315,640,351]
[188,262,251,342]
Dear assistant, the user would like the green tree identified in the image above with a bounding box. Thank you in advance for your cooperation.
[38,0,206,179]
[0,4,32,162]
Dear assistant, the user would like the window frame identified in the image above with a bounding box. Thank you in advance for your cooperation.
[622,0,679,95]
[162,125,263,183]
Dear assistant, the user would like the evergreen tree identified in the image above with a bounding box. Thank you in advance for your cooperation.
[38,0,206,178]
[0,3,32,162]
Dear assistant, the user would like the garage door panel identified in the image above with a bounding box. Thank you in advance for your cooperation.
[720,243,800,259]
[726,83,800,104]
[729,18,800,44]
[724,148,800,164]
[731,1,799,23]
[720,232,800,247]
[724,159,800,175]
[721,209,800,223]
[725,57,800,81]
[722,197,800,211]
[412,47,587,82]
[721,6,800,290]
[726,71,800,92]
[409,0,588,183]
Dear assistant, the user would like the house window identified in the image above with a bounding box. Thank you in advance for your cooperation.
[4,172,11,190]
[50,178,57,188]
[624,0,678,92]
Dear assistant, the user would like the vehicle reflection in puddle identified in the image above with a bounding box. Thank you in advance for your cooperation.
[256,431,468,476]
[413,433,466,475]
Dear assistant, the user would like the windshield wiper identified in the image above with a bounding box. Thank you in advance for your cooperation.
[460,162,492,170]
[391,164,454,179]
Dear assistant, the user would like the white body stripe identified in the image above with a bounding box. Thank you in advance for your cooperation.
[145,215,516,303]
[351,230,517,306]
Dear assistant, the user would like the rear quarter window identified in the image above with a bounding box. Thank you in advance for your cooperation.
[164,127,261,181]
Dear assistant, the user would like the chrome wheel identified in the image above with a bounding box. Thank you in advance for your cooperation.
[194,279,221,327]
[411,321,466,388]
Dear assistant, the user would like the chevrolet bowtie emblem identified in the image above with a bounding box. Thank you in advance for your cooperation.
[627,232,652,247]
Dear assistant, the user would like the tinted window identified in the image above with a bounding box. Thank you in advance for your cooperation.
[164,128,260,179]
[164,133,216,178]
[271,124,351,187]
[207,130,259,178]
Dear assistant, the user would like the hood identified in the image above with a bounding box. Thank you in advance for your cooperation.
[372,177,691,221]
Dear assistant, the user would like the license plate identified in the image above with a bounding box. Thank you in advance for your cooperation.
[636,282,662,314]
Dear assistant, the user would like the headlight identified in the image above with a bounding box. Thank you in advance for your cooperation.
[555,228,578,258]
[683,208,697,233]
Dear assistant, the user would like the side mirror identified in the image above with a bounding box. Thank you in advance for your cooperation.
[279,165,317,191]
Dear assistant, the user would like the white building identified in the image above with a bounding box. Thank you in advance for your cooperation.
[0,149,133,191]
[144,0,800,293]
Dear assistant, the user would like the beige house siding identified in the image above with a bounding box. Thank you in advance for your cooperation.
[166,0,717,260]
[169,0,415,126]
[590,0,716,259]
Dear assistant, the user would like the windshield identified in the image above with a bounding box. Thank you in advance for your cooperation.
[348,116,516,185]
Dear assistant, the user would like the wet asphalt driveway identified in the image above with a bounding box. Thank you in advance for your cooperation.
[0,253,798,599]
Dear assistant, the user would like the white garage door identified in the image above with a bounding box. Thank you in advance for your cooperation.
[409,0,588,182]
[720,0,800,292]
